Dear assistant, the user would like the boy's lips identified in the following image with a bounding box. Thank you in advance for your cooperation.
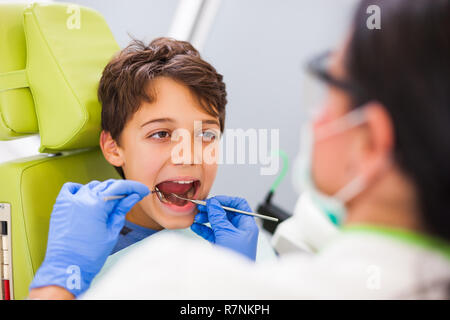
[154,177,201,216]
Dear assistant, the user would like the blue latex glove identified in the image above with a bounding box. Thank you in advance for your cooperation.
[190,196,259,261]
[29,179,149,297]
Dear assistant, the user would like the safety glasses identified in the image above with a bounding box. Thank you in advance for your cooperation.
[308,51,368,98]
[301,51,368,120]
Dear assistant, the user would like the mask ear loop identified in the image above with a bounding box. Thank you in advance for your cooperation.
[334,155,394,204]
[313,106,369,203]
[315,106,368,142]
[333,175,367,203]
[328,105,393,204]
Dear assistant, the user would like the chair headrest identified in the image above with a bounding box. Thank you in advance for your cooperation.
[0,3,120,152]
[0,4,38,139]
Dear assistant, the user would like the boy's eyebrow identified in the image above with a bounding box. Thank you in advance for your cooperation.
[202,119,220,127]
[141,118,220,128]
[141,118,175,128]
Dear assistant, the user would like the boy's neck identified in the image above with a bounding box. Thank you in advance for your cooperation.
[125,204,164,231]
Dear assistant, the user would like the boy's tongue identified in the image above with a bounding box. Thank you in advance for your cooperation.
[156,181,192,195]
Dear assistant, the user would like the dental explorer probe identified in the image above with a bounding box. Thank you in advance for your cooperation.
[170,193,279,222]
[103,192,279,222]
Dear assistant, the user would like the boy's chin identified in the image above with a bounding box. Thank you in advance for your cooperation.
[156,213,196,230]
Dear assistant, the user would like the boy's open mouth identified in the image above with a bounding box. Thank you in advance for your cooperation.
[154,179,200,207]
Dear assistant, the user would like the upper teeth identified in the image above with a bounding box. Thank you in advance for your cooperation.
[173,180,194,184]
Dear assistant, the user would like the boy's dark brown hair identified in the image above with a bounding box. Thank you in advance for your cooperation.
[98,37,227,178]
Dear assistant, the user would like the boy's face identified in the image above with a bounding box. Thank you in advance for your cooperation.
[101,77,221,229]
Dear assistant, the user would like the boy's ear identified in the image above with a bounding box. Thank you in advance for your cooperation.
[100,130,125,167]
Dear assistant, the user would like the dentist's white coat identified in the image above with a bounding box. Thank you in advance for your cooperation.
[82,224,450,299]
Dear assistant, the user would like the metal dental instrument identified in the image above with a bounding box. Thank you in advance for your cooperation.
[104,190,279,222]
[102,195,127,201]
[102,190,159,201]
[170,193,279,222]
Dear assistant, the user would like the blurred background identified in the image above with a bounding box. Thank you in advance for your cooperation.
[0,0,357,214]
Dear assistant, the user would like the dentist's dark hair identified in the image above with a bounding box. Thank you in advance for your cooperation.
[345,0,450,241]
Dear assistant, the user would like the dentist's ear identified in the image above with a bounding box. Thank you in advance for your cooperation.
[100,130,125,168]
[360,102,395,181]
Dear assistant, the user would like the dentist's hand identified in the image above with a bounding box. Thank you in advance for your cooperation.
[29,179,149,297]
[190,196,259,261]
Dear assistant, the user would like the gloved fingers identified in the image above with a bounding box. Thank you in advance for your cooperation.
[212,195,256,230]
[197,200,239,217]
[193,211,209,224]
[205,198,235,231]
[59,182,83,196]
[107,210,127,235]
[98,179,150,199]
[196,202,207,213]
[92,179,116,193]
[198,206,241,224]
[213,195,252,212]
[114,193,143,216]
[231,214,258,232]
[106,199,136,235]
[190,223,215,243]
[106,193,142,237]
[197,202,243,226]
[214,210,256,231]
[87,180,101,190]
[197,197,254,230]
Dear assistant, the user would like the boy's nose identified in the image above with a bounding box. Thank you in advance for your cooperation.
[169,135,203,165]
[191,138,203,165]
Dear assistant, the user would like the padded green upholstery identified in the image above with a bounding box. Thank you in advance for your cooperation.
[0,4,38,139]
[0,3,120,151]
[24,3,120,153]
[0,3,123,299]
[0,148,120,300]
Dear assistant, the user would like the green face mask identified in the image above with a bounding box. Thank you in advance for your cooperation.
[293,107,368,226]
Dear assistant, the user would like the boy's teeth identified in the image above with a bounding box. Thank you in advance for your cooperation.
[173,180,194,184]
[154,180,200,207]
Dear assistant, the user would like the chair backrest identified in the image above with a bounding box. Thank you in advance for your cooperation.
[0,2,121,300]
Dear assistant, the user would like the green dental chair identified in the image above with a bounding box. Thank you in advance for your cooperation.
[0,3,121,300]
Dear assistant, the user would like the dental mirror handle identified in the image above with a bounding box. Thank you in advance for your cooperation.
[103,190,159,201]
[102,195,127,201]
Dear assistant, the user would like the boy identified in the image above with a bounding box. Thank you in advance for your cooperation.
[98,37,227,253]
[28,37,272,299]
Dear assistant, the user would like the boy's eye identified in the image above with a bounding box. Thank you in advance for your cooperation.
[148,131,171,140]
[197,130,219,142]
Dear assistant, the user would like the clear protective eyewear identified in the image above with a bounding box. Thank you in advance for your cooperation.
[301,51,369,122]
